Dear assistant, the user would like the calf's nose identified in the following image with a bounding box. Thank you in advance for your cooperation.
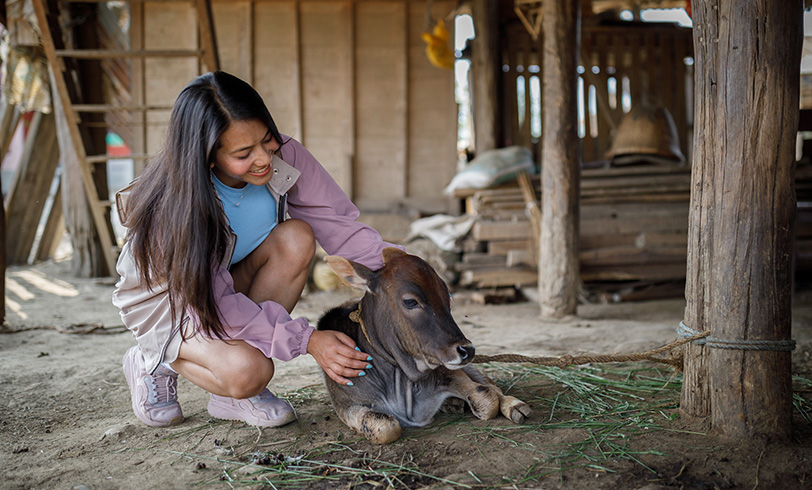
[457,344,475,361]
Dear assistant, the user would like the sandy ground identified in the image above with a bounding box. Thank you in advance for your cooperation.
[2,255,812,489]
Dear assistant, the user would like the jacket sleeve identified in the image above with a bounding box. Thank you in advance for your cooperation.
[279,136,403,271]
[211,264,314,361]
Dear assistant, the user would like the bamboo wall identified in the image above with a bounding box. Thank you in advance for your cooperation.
[136,0,458,213]
[502,22,694,164]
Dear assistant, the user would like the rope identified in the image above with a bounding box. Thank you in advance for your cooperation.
[473,331,710,369]
[346,302,733,370]
[677,321,796,352]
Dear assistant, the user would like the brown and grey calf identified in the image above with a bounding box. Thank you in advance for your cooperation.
[316,248,531,444]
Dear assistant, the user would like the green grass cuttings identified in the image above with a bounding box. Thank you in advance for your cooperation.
[465,363,688,480]
[188,445,468,488]
[793,375,812,423]
[185,365,812,488]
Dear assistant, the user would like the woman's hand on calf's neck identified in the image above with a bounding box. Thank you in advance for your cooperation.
[307,330,373,386]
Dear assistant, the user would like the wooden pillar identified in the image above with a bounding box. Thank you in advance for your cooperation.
[682,0,801,439]
[471,0,499,153]
[5,112,59,264]
[130,0,146,175]
[539,0,580,318]
[72,2,112,276]
[196,0,220,72]
[0,101,19,324]
[50,68,104,277]
[0,167,5,324]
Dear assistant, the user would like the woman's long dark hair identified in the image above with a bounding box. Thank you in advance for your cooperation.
[124,71,283,339]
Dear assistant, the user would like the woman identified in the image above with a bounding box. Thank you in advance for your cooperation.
[113,71,399,428]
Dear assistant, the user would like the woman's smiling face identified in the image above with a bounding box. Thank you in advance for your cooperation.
[211,118,279,188]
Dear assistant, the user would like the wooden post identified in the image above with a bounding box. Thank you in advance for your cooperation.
[682,0,802,439]
[471,0,500,153]
[681,0,718,416]
[130,0,146,175]
[0,101,19,324]
[34,180,65,262]
[50,68,104,277]
[0,167,4,324]
[196,0,220,72]
[5,112,59,264]
[539,0,580,318]
[34,0,117,276]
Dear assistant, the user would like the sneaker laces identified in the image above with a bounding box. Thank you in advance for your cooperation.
[148,372,178,407]
[249,389,274,403]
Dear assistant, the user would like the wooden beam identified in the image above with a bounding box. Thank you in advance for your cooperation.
[293,1,304,145]
[33,0,117,276]
[5,112,60,265]
[55,48,203,58]
[0,171,4,323]
[196,0,220,71]
[0,100,19,324]
[402,0,410,199]
[0,103,21,163]
[471,0,500,153]
[682,0,802,440]
[130,0,146,175]
[34,179,65,263]
[347,0,356,199]
[538,0,581,318]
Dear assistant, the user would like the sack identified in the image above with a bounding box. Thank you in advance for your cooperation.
[444,146,535,195]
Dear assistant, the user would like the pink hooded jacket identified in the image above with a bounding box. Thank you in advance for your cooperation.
[112,136,401,374]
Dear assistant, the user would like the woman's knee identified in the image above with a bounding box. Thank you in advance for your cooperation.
[220,351,275,399]
[273,219,315,266]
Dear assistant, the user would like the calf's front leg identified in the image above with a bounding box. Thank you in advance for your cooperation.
[448,366,532,424]
[338,404,402,444]
[446,368,501,420]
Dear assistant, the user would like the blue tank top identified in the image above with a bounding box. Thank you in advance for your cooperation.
[212,173,277,266]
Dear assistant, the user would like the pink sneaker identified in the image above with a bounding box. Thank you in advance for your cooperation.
[123,346,183,427]
[208,388,296,427]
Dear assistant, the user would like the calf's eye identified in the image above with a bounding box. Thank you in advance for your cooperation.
[403,298,419,309]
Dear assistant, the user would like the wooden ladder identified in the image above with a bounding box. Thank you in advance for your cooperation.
[32,0,220,275]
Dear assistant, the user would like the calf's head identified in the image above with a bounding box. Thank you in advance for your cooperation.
[325,248,474,376]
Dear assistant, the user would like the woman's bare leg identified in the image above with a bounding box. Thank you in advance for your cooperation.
[171,219,316,397]
[172,335,274,398]
[230,219,316,311]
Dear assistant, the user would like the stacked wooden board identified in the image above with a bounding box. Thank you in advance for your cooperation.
[453,162,812,300]
[796,163,812,284]
[454,164,693,300]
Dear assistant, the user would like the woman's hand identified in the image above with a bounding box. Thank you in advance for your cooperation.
[306,330,372,386]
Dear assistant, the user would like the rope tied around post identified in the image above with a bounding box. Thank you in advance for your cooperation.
[677,321,796,352]
[347,302,714,369]
[473,331,710,369]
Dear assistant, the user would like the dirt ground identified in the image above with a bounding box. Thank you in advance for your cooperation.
[2,254,811,489]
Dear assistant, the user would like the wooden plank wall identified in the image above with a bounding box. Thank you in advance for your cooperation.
[140,0,457,214]
[143,3,199,154]
[502,23,693,165]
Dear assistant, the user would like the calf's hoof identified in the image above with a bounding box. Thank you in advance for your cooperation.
[360,411,402,444]
[440,397,466,414]
[500,396,532,424]
[467,385,500,420]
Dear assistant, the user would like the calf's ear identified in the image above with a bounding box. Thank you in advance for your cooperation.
[324,256,374,291]
[382,247,407,264]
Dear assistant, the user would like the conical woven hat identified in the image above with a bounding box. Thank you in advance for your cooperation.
[606,104,685,165]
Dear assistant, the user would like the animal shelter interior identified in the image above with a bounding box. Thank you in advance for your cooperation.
[1,1,812,487]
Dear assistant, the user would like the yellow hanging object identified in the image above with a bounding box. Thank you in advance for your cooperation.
[421,19,455,70]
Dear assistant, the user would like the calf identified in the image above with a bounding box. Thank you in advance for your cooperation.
[316,247,531,444]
